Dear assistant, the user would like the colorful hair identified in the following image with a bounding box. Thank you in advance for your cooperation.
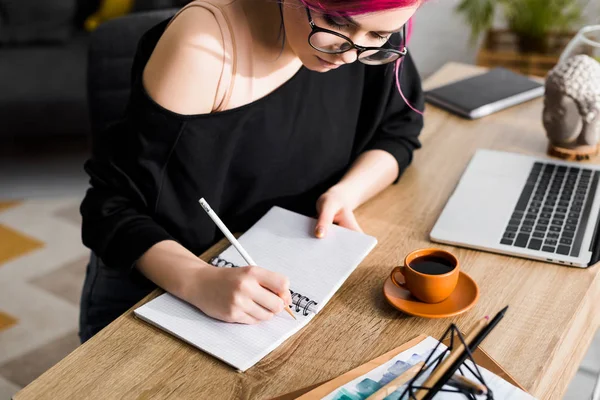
[301,0,420,15]
[300,0,423,115]
[301,0,418,43]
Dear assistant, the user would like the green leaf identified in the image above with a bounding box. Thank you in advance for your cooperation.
[455,0,586,45]
[454,0,496,44]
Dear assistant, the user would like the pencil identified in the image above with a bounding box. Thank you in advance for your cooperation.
[365,361,425,400]
[447,374,488,395]
[199,198,296,320]
[414,316,489,400]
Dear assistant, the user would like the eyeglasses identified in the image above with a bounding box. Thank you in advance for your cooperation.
[306,7,407,66]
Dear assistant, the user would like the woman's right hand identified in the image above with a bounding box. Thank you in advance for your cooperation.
[185,265,293,324]
[137,241,292,324]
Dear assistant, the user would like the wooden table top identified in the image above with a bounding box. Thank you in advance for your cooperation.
[15,62,600,400]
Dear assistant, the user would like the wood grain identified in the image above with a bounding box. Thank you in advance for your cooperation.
[14,62,600,400]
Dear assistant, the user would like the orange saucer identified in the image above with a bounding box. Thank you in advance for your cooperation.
[383,271,480,318]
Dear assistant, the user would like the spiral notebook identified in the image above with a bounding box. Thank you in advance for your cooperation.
[134,206,378,371]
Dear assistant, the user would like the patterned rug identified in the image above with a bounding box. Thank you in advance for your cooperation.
[0,198,88,399]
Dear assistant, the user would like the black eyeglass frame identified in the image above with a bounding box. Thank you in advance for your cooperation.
[305,7,407,64]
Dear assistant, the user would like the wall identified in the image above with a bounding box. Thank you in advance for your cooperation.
[410,0,600,79]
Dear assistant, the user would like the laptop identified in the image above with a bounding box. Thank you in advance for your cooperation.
[430,149,600,267]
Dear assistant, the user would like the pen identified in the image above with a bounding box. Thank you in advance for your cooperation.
[199,198,296,320]
[467,306,509,351]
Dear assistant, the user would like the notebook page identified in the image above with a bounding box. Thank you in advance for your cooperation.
[134,293,314,371]
[216,206,378,312]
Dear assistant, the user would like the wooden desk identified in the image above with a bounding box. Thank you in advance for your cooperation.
[15,62,600,400]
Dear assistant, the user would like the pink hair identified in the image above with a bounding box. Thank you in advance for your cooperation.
[301,0,420,15]
[301,0,423,115]
[301,0,418,43]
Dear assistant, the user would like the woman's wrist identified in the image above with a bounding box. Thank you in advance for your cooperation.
[327,182,363,210]
[329,150,399,211]
[177,259,213,302]
[136,240,213,300]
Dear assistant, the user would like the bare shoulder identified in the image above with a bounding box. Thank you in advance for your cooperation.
[143,6,226,115]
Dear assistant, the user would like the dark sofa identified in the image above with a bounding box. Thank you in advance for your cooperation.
[0,1,182,140]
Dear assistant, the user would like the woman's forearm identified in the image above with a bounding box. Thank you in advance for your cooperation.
[136,240,211,299]
[332,149,399,209]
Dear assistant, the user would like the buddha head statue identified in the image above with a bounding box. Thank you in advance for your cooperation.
[543,55,600,154]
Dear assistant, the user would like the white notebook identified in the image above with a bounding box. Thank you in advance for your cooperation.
[134,206,378,371]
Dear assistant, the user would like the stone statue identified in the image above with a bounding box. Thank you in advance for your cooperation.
[543,54,600,160]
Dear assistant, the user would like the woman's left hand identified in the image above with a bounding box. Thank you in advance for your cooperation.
[314,186,363,238]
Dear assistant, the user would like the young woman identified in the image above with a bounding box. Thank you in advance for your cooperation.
[79,0,424,342]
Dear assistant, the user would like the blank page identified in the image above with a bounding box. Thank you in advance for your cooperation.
[134,206,377,371]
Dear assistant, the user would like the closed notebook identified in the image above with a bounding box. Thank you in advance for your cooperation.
[134,206,378,371]
[425,67,544,119]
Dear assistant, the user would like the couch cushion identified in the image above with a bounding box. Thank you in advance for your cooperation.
[0,0,76,45]
[0,35,89,136]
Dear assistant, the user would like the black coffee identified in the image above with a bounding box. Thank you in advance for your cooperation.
[410,256,455,275]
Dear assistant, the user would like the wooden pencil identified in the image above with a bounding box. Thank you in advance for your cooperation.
[414,316,489,400]
[365,361,425,400]
[447,374,488,395]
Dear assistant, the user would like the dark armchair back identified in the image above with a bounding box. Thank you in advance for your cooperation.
[87,9,177,134]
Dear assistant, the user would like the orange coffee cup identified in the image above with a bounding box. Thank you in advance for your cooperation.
[390,248,459,303]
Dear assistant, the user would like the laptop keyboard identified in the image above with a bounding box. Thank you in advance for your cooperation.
[501,162,599,257]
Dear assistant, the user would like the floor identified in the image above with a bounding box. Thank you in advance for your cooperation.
[0,139,90,400]
[0,198,86,400]
[2,1,600,398]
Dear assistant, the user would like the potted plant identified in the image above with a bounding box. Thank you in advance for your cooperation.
[456,0,585,54]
